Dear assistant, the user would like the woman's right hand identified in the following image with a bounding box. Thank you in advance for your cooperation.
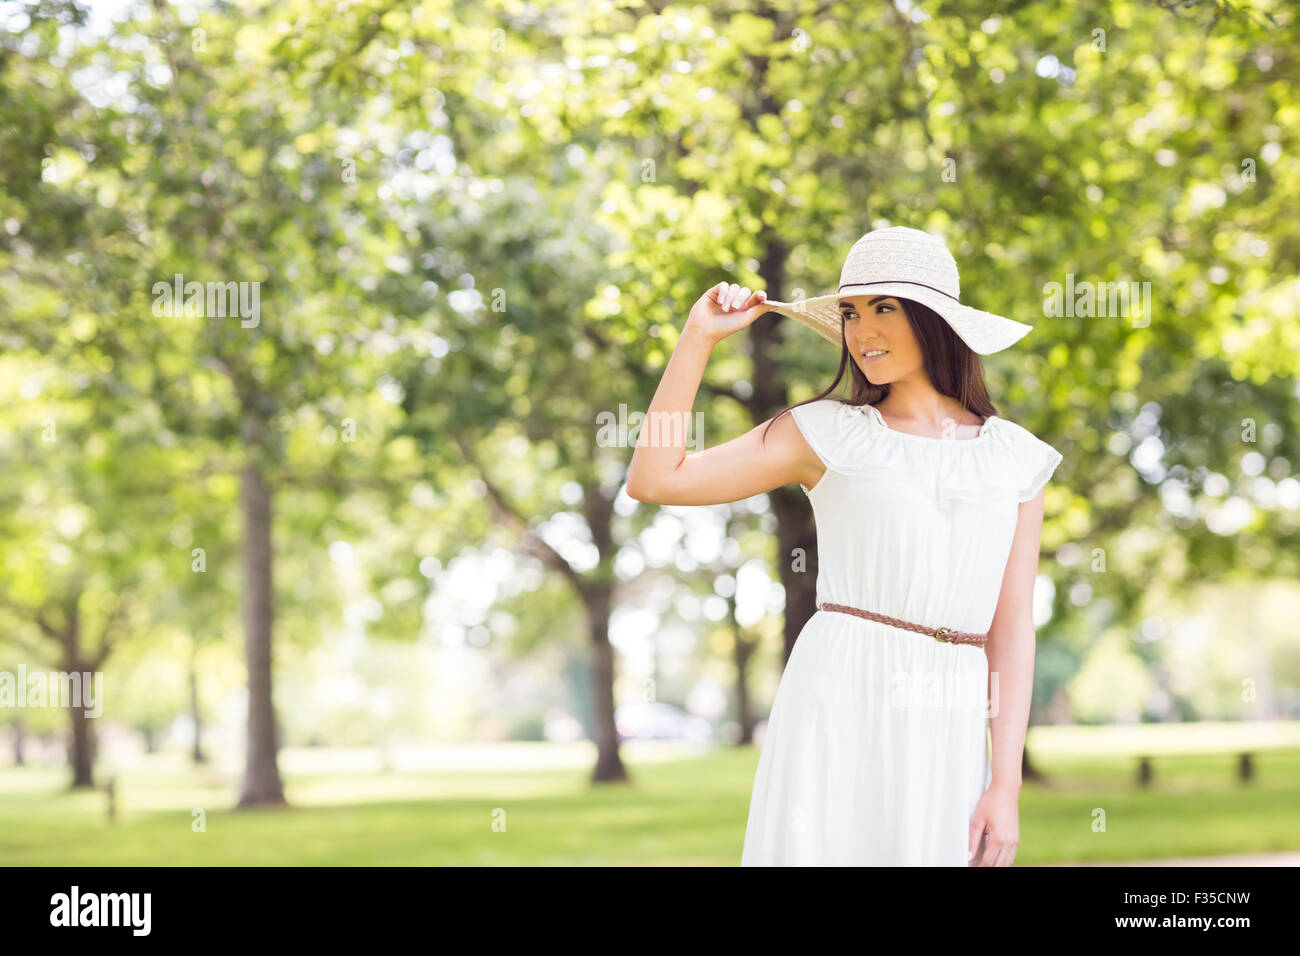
[686,282,770,345]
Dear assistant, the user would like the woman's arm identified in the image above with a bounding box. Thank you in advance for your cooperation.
[625,282,823,506]
[969,486,1046,865]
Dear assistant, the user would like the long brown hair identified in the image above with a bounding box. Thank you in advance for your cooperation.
[762,296,999,441]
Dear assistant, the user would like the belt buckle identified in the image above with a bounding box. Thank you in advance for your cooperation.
[933,626,953,644]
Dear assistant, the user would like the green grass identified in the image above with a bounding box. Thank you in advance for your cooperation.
[2,734,1298,865]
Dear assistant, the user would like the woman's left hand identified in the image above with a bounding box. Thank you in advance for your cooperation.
[968,782,1021,866]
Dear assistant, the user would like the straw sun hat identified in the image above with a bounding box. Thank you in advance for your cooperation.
[761,226,1033,355]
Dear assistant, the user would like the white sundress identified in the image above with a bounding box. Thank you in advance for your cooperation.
[740,398,1064,866]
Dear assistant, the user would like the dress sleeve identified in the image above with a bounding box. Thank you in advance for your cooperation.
[788,400,835,470]
[1016,431,1064,502]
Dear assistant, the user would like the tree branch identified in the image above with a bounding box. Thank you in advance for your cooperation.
[452,433,585,593]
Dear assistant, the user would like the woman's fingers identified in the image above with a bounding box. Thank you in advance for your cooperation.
[980,833,1016,866]
[968,817,985,862]
[978,837,1001,866]
[731,285,763,311]
[709,282,768,314]
[995,841,1018,867]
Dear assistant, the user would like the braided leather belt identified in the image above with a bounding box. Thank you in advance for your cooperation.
[817,601,989,648]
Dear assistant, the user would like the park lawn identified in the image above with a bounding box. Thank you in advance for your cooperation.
[1,743,1298,866]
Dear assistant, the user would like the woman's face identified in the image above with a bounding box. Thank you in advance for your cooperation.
[840,295,921,383]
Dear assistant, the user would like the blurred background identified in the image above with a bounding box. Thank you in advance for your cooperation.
[1,0,1297,865]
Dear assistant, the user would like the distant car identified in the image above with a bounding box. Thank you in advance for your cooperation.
[614,702,714,742]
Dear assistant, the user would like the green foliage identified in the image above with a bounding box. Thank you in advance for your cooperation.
[0,0,1296,756]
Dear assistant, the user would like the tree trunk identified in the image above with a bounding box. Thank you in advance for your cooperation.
[732,632,756,744]
[749,231,816,664]
[68,697,96,788]
[585,584,626,783]
[62,598,96,789]
[773,492,818,662]
[190,640,205,765]
[728,590,756,744]
[1021,743,1046,783]
[238,452,286,807]
[12,717,25,766]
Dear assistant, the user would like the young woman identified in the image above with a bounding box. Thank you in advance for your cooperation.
[626,227,1063,866]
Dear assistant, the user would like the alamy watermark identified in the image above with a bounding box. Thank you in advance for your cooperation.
[889,668,999,717]
[1042,273,1151,327]
[598,403,705,451]
[50,885,150,936]
[151,273,261,328]
[0,666,103,718]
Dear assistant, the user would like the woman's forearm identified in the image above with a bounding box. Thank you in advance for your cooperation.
[625,324,715,500]
[986,625,1035,790]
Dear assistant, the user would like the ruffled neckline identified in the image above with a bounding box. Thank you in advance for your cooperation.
[802,400,1026,508]
[858,403,997,443]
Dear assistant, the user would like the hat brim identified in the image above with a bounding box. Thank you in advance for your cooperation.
[763,283,1033,355]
